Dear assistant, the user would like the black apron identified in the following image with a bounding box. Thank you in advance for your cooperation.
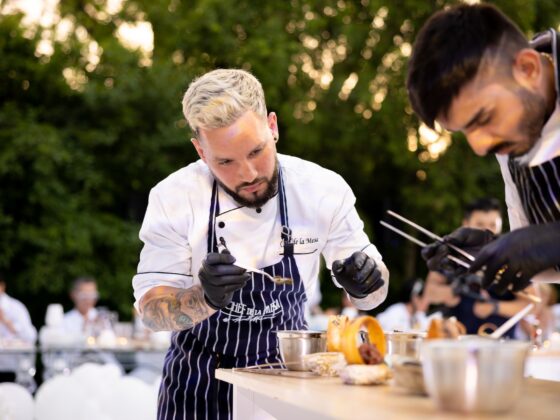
[157,167,308,420]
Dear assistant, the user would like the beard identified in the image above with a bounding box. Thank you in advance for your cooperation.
[508,88,547,158]
[215,160,279,208]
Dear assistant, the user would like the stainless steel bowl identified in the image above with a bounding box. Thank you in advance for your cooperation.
[276,330,327,371]
[384,332,424,367]
[422,338,530,413]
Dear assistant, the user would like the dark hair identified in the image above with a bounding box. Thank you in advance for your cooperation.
[464,197,501,220]
[71,276,96,291]
[407,3,529,128]
[0,272,5,285]
[398,277,424,303]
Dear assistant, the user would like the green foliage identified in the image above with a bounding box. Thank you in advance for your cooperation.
[1,0,559,323]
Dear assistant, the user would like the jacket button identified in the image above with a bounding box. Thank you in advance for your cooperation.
[218,221,225,228]
[256,208,262,214]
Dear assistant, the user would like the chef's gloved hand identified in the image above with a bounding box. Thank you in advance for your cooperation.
[470,222,560,294]
[199,251,251,310]
[332,252,384,299]
[421,227,496,271]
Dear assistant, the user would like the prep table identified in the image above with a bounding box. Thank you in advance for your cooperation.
[216,368,560,419]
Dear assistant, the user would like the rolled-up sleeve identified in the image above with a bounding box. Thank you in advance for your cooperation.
[322,180,389,310]
[132,187,193,308]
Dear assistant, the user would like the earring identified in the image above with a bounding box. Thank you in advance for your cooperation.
[273,136,279,143]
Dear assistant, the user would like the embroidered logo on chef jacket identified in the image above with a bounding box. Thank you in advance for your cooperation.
[281,236,319,246]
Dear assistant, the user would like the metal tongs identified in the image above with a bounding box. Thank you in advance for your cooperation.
[217,237,293,285]
[380,210,541,304]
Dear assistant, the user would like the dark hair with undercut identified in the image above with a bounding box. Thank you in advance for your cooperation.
[464,197,501,220]
[407,3,529,128]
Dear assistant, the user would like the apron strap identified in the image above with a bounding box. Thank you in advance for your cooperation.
[277,165,294,256]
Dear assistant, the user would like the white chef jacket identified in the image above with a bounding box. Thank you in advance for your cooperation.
[133,154,389,311]
[375,302,436,332]
[0,293,37,343]
[496,103,560,283]
[62,308,98,336]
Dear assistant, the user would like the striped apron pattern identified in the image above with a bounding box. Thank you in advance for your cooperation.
[157,167,308,420]
[507,155,560,225]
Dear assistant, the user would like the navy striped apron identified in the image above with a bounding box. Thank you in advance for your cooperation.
[157,167,308,420]
[507,155,560,225]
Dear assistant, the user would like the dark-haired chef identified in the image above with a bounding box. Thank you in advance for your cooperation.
[132,69,389,420]
[407,3,560,291]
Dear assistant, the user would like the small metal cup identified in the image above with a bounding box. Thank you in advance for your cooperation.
[276,330,327,371]
[384,332,424,367]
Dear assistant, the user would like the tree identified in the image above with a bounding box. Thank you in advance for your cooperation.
[1,0,559,321]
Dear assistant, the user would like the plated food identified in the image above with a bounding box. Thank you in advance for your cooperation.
[302,352,346,377]
[340,364,392,385]
[339,316,386,364]
[326,315,390,385]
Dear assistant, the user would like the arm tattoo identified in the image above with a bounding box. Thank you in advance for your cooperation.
[141,286,211,331]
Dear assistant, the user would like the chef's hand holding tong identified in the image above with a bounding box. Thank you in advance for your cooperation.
[332,251,384,298]
[421,223,560,294]
[199,250,251,310]
[469,222,560,294]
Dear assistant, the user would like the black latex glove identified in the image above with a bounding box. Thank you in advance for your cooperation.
[470,222,560,294]
[198,251,251,310]
[332,251,384,299]
[421,227,496,272]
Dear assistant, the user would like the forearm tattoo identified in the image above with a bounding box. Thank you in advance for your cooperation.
[141,286,211,331]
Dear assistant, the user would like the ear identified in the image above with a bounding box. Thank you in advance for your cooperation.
[191,138,207,162]
[267,112,279,140]
[512,48,543,91]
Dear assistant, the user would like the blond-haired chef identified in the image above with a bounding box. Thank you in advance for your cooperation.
[132,69,389,419]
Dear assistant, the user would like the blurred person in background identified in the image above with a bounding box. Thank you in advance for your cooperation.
[408,3,560,293]
[376,277,430,332]
[422,198,530,337]
[61,276,122,370]
[0,273,37,382]
[0,273,37,344]
[62,276,100,336]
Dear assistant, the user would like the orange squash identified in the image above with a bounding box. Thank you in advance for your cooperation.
[427,317,466,339]
[340,316,386,364]
[326,315,349,352]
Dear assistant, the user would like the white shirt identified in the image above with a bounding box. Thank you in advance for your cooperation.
[62,308,98,336]
[496,103,560,283]
[133,154,389,311]
[0,293,37,343]
[376,302,433,332]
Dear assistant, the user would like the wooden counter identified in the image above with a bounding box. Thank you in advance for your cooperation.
[216,368,560,420]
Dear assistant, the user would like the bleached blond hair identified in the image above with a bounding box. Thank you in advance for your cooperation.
[182,69,268,137]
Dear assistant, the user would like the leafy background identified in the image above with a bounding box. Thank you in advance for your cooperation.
[1,0,559,326]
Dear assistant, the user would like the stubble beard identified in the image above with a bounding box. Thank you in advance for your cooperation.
[508,88,547,158]
[215,160,279,208]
